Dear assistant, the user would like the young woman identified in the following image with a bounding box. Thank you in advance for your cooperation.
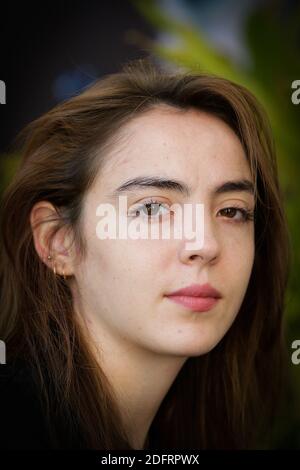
[0,57,290,450]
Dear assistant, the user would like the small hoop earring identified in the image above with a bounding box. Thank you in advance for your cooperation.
[53,263,56,276]
[62,268,67,280]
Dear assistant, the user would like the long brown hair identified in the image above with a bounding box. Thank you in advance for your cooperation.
[0,56,290,449]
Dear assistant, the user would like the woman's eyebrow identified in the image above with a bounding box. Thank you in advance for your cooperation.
[213,179,254,196]
[108,176,191,198]
[108,176,254,199]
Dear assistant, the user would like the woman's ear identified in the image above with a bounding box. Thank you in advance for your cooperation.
[30,200,76,277]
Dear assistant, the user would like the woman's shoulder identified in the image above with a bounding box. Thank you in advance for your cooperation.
[0,357,54,449]
[0,356,40,399]
[0,357,42,400]
[0,357,87,450]
[0,356,33,385]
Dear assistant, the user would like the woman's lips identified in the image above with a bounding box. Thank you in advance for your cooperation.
[166,295,219,312]
[165,282,222,312]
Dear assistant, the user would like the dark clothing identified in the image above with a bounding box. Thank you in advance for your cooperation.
[0,358,84,450]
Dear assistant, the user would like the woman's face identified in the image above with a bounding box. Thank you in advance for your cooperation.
[72,105,255,358]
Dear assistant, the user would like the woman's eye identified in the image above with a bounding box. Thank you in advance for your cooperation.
[129,201,170,219]
[218,207,254,222]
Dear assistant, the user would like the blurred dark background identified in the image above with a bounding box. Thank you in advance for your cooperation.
[0,0,155,153]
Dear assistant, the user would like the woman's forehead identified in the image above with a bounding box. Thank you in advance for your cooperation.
[96,107,252,198]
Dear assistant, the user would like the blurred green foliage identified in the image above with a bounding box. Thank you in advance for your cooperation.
[131,0,300,448]
[0,153,21,194]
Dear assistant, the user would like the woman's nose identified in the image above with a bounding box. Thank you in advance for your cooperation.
[178,212,221,265]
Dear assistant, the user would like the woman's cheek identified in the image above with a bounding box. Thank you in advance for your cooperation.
[221,229,254,283]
